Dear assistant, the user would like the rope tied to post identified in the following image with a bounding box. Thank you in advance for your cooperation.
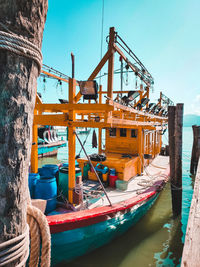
[27,204,51,267]
[0,22,42,73]
[0,225,29,267]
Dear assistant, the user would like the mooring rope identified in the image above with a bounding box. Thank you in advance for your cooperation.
[0,25,42,72]
[27,204,51,267]
[0,225,29,267]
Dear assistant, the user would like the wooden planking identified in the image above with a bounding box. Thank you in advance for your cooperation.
[181,159,200,267]
[77,154,139,181]
[106,129,138,155]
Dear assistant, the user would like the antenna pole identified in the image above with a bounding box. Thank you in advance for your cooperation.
[71,52,75,78]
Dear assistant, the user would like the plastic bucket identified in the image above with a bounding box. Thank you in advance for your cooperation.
[109,175,118,188]
[58,167,82,198]
[28,173,40,198]
[35,177,57,214]
[39,164,59,178]
[116,180,128,191]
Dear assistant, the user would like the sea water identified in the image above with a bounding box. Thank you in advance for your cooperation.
[39,127,194,267]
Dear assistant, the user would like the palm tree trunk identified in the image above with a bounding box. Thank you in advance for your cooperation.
[0,0,48,265]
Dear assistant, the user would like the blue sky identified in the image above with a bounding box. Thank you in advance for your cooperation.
[38,0,200,115]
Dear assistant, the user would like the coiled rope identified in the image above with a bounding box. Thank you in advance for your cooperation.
[0,225,29,267]
[0,204,51,267]
[0,23,42,72]
[27,204,51,267]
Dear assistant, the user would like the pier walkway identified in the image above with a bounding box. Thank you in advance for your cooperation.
[181,159,200,267]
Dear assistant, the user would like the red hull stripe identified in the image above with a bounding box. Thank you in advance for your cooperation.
[48,168,169,234]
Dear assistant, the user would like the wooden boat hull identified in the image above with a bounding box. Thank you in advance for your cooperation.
[38,140,66,158]
[47,168,169,265]
[50,194,158,265]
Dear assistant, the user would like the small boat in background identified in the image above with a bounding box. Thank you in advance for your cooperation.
[37,126,66,157]
[76,127,91,135]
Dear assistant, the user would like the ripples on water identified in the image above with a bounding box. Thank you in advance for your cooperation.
[39,127,194,267]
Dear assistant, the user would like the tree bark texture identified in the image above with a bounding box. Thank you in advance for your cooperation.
[0,0,48,265]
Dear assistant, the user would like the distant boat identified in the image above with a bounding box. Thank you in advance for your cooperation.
[37,126,66,157]
[76,127,91,135]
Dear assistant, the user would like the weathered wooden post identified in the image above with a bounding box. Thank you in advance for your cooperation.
[168,104,184,217]
[0,1,48,265]
[190,125,200,175]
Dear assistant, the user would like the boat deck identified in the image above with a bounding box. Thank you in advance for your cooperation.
[45,155,169,217]
[84,155,169,209]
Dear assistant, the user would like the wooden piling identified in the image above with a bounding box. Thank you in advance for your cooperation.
[190,125,200,175]
[168,104,184,217]
[0,1,48,265]
[181,158,200,266]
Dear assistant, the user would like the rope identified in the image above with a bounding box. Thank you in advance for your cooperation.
[27,205,51,267]
[0,27,42,72]
[149,163,168,170]
[0,225,29,267]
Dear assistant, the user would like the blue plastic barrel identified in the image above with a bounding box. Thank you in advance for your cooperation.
[28,173,40,199]
[35,177,57,214]
[58,167,82,198]
[62,161,79,168]
[39,164,59,178]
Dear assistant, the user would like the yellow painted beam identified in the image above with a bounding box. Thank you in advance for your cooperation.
[31,123,38,173]
[35,103,114,113]
[68,78,76,204]
[34,114,68,126]
[99,85,102,104]
[34,113,167,129]
[88,49,112,81]
[41,70,69,84]
[36,94,42,104]
[68,126,76,204]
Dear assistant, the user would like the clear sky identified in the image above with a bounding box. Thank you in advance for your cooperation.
[38,0,200,115]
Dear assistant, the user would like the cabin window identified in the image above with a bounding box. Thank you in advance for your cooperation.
[131,129,137,138]
[120,128,127,137]
[109,128,116,137]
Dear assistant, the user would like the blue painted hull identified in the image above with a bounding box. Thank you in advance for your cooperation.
[38,142,66,156]
[51,193,159,265]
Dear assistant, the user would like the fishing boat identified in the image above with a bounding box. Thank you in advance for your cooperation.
[30,27,171,265]
[76,127,91,135]
[37,126,66,158]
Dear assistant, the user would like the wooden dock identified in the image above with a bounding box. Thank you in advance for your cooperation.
[181,158,200,267]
